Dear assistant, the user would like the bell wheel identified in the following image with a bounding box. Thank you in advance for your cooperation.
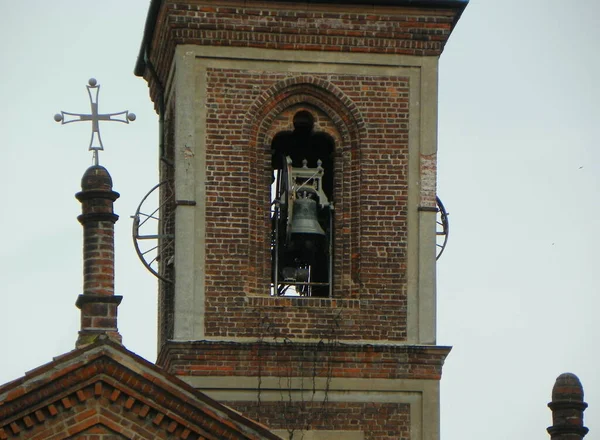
[132,180,175,283]
[436,196,449,261]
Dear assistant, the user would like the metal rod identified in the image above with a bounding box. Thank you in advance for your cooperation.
[273,202,280,297]
[329,207,333,298]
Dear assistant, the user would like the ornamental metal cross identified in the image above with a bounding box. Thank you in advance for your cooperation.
[54,78,136,165]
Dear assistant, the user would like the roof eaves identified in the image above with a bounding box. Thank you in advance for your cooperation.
[133,0,468,77]
[0,339,281,440]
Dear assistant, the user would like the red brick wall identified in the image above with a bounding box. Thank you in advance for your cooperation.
[3,382,186,440]
[158,341,447,439]
[74,425,127,439]
[200,69,410,342]
[0,355,268,440]
[142,2,456,436]
[159,342,450,381]
[230,401,410,440]
[144,1,459,109]
[81,221,116,297]
[167,3,453,55]
[146,1,459,345]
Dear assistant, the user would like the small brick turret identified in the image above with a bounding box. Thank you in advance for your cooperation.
[548,373,589,440]
[75,165,122,348]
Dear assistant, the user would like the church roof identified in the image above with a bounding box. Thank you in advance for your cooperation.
[0,337,280,439]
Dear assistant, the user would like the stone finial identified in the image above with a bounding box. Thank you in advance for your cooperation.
[75,165,122,348]
[547,373,588,440]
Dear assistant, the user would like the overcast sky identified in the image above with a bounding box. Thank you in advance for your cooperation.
[0,1,597,439]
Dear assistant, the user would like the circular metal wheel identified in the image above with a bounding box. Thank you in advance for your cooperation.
[436,196,449,261]
[132,180,175,283]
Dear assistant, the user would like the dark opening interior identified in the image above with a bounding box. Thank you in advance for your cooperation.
[270,111,335,297]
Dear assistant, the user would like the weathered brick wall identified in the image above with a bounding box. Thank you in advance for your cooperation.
[158,341,449,439]
[158,98,177,347]
[145,1,460,345]
[231,401,410,440]
[144,1,459,110]
[160,342,450,381]
[0,350,276,440]
[420,153,437,209]
[1,381,191,440]
[201,69,410,342]
[75,166,122,348]
[70,425,128,439]
[140,2,461,437]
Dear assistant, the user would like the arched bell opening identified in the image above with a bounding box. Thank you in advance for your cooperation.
[270,110,335,297]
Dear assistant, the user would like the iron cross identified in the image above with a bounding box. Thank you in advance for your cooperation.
[54,78,136,165]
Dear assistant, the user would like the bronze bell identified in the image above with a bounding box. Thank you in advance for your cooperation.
[290,192,325,236]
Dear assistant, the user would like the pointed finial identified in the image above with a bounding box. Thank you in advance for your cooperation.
[547,373,588,439]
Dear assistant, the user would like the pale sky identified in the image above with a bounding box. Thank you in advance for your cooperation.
[0,1,598,439]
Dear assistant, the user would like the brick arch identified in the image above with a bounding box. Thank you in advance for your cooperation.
[263,101,343,149]
[243,75,365,148]
[245,77,364,298]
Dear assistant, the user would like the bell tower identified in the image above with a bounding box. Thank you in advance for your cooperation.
[135,1,467,438]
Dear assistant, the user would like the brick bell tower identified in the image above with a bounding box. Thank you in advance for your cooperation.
[134,1,467,439]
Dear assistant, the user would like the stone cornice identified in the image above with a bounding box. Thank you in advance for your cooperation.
[158,340,452,381]
[134,0,468,76]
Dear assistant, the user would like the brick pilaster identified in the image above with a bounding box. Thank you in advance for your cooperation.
[75,165,122,348]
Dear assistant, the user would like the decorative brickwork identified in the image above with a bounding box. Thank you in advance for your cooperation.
[76,166,120,297]
[75,165,122,347]
[548,373,588,440]
[0,340,280,440]
[159,341,450,381]
[242,75,364,302]
[138,1,465,111]
[199,69,411,341]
